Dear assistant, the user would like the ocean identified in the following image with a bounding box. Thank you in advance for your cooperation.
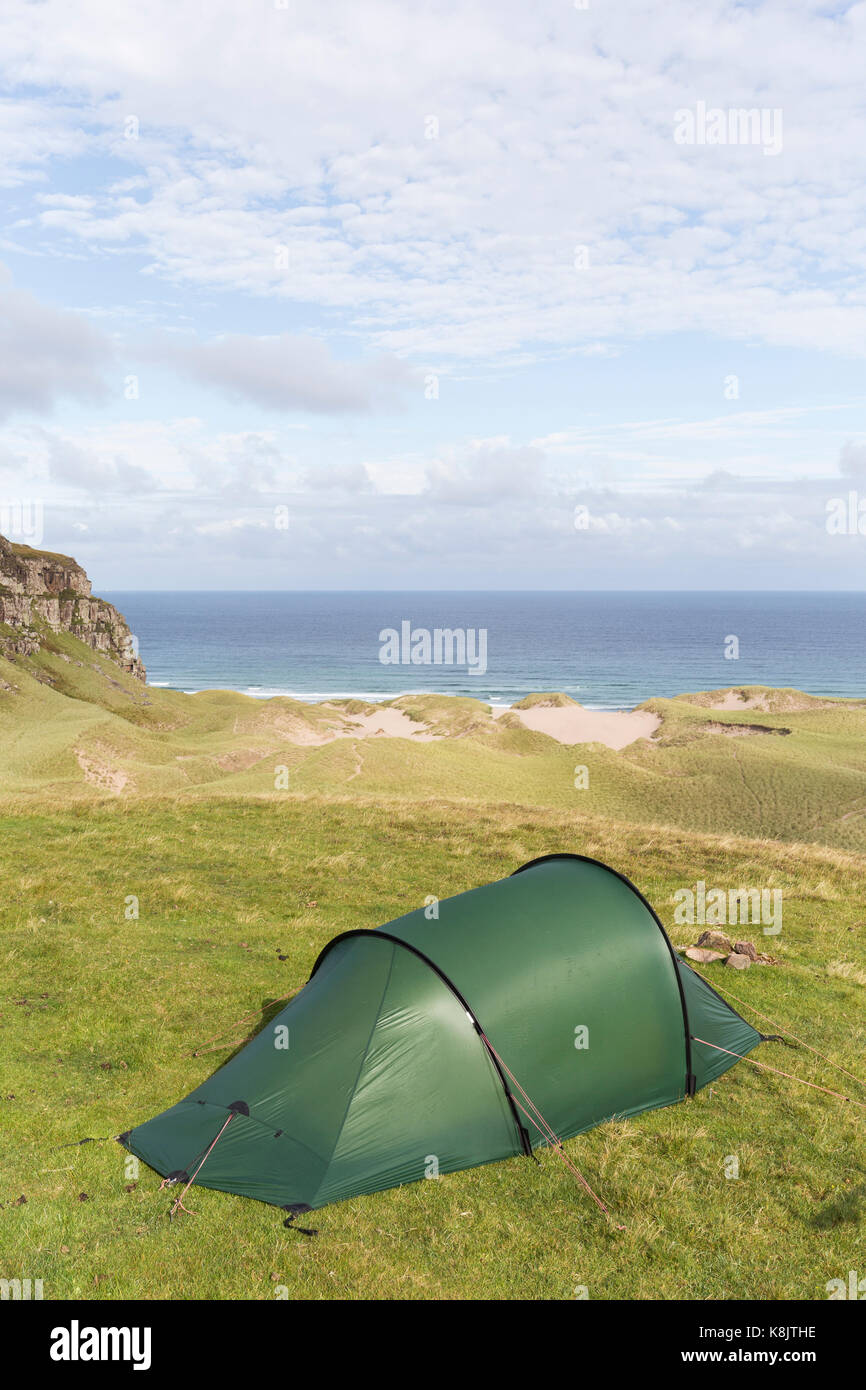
[103,591,866,710]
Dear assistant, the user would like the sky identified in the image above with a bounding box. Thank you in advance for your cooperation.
[0,0,865,590]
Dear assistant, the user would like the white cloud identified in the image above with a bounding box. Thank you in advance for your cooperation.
[1,2,865,590]
[839,440,866,478]
[0,96,91,188]
[156,333,415,414]
[303,461,373,492]
[0,271,112,418]
[424,440,545,506]
[44,433,152,493]
[194,516,272,537]
[2,1,865,364]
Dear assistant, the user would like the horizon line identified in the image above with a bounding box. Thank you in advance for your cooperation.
[99,587,866,595]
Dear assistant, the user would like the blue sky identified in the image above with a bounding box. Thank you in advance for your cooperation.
[0,0,864,589]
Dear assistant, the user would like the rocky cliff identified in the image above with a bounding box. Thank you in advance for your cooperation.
[0,533,146,680]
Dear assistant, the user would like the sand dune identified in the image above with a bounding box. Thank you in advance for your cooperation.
[337,708,440,741]
[711,691,765,711]
[491,703,659,749]
[302,698,660,749]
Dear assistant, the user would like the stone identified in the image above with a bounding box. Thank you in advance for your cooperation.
[684,946,726,963]
[725,952,752,970]
[0,532,145,681]
[733,940,758,961]
[696,929,733,953]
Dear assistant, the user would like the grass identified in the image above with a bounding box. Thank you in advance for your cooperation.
[8,542,80,567]
[0,636,863,1299]
[4,646,866,850]
[1,796,863,1301]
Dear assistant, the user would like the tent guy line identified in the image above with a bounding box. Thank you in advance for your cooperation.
[691,1037,866,1108]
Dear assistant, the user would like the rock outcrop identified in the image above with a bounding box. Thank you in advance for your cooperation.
[0,533,145,680]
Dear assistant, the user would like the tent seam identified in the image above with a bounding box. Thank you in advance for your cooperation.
[175,1098,328,1168]
[308,940,397,1208]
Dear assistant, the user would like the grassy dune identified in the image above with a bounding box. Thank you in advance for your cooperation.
[0,634,864,1300]
[3,641,866,851]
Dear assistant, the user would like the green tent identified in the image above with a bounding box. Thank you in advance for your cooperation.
[122,854,762,1217]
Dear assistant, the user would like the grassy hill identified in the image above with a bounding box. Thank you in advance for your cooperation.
[3,635,866,851]
[0,629,863,1300]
